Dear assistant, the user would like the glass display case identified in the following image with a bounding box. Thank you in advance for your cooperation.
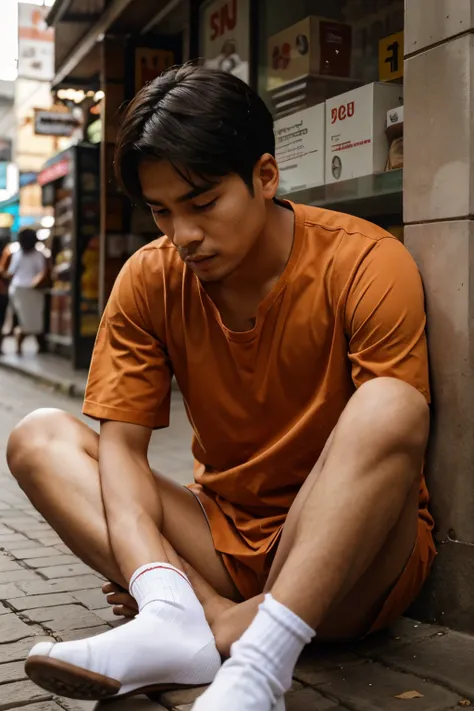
[38,144,100,369]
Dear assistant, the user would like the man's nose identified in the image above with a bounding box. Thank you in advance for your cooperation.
[172,217,204,250]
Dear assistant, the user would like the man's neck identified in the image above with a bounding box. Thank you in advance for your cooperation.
[203,201,295,332]
[215,201,295,297]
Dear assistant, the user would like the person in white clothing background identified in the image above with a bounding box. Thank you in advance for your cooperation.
[8,229,48,356]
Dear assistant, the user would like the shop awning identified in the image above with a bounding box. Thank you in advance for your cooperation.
[47,0,184,89]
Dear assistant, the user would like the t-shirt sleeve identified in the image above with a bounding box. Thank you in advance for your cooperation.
[343,236,430,401]
[83,253,172,428]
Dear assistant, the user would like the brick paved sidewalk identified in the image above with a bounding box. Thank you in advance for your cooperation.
[0,367,473,711]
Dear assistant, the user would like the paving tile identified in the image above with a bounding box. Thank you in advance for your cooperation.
[0,660,28,684]
[57,701,97,711]
[25,555,82,569]
[9,546,64,560]
[286,687,340,711]
[0,569,40,583]
[22,604,106,632]
[0,680,52,709]
[0,583,26,599]
[0,535,30,545]
[0,612,38,642]
[352,619,447,657]
[54,544,73,555]
[34,536,63,547]
[93,607,117,623]
[7,593,75,611]
[300,658,460,711]
[71,588,107,610]
[294,644,363,686]
[0,556,25,572]
[38,563,95,579]
[0,636,54,663]
[371,630,474,698]
[18,574,103,595]
[7,703,63,711]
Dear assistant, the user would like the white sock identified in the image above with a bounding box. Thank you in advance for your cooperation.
[192,593,315,711]
[28,563,221,697]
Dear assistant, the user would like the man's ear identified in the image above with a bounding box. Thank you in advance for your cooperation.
[254,153,279,200]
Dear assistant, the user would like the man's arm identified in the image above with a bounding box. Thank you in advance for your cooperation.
[98,421,169,582]
[82,253,174,584]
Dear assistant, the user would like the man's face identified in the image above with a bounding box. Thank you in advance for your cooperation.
[138,159,275,283]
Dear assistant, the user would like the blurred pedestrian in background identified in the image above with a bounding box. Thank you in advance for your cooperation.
[7,228,48,356]
[0,238,12,355]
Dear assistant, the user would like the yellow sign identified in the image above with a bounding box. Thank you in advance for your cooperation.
[379,31,404,82]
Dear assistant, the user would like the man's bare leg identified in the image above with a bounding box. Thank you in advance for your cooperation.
[192,378,429,711]
[7,409,241,700]
[189,378,428,665]
[7,408,239,600]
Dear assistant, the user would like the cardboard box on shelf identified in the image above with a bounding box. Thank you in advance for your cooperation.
[325,82,403,184]
[268,74,360,121]
[275,103,325,195]
[267,16,352,92]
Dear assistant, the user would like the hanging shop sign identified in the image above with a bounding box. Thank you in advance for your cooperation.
[135,47,176,93]
[38,158,70,187]
[379,31,404,82]
[200,0,250,84]
[18,3,54,81]
[267,17,352,92]
[34,109,79,137]
[275,104,325,195]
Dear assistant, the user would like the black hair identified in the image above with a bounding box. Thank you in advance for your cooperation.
[115,63,275,202]
[18,228,37,253]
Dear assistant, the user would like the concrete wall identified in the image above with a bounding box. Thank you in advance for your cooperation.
[404,0,474,632]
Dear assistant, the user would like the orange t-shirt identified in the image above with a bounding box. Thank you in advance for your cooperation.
[84,201,432,582]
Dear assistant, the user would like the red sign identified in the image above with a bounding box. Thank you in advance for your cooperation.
[331,101,355,124]
[38,158,70,187]
[210,0,237,41]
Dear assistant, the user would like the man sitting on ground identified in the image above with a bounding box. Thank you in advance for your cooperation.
[7,64,436,711]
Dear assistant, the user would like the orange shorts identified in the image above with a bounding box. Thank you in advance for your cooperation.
[368,517,436,634]
[189,485,436,635]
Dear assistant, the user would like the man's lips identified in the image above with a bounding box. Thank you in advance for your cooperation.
[185,254,217,264]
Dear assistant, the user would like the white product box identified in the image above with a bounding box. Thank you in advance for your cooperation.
[325,83,403,183]
[275,103,325,195]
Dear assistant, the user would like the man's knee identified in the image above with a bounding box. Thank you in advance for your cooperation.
[7,408,88,482]
[348,377,430,459]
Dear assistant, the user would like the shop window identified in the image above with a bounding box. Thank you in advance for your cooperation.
[257,0,404,231]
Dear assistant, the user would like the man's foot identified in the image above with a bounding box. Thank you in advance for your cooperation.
[26,596,221,700]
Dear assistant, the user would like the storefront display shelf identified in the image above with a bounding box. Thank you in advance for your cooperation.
[284,169,403,219]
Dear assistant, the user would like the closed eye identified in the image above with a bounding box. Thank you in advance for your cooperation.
[192,198,217,213]
[151,207,170,217]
